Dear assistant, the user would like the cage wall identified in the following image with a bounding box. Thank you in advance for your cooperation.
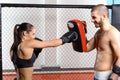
[1,6,97,71]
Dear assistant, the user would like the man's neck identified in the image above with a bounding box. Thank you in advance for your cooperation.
[100,20,111,31]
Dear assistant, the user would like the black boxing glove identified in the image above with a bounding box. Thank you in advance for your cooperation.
[34,37,43,58]
[60,31,78,44]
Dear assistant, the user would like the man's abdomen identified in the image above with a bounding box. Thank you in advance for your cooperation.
[94,51,113,71]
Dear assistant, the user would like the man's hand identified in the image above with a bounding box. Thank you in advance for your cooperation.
[109,73,119,80]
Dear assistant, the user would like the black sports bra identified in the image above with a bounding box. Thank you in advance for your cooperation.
[16,53,36,68]
[12,40,42,68]
[12,50,37,68]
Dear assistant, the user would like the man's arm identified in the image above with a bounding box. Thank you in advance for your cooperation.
[109,29,120,80]
[85,30,98,52]
[86,37,96,52]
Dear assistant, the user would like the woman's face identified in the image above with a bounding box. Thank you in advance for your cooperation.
[28,27,36,39]
[23,27,36,40]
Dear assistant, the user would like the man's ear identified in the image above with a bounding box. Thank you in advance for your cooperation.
[101,15,106,21]
[101,16,104,21]
[103,13,107,19]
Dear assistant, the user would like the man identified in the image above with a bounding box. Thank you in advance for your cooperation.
[85,4,120,80]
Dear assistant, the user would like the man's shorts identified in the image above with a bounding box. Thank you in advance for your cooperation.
[94,70,112,80]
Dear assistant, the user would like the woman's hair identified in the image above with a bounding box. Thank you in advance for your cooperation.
[10,22,34,52]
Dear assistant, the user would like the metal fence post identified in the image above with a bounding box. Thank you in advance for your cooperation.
[0,4,2,80]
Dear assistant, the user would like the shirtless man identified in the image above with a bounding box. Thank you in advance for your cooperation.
[86,4,120,80]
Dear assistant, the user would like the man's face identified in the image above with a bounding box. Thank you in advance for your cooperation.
[91,10,103,28]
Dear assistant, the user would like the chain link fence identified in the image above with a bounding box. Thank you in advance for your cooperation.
[0,4,103,80]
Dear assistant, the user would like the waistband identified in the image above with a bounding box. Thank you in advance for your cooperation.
[94,70,112,80]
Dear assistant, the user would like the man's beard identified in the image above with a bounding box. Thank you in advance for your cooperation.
[95,18,103,28]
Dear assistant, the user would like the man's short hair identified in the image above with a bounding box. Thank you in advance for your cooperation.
[91,4,109,17]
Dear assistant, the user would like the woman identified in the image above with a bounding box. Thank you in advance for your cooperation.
[10,22,77,80]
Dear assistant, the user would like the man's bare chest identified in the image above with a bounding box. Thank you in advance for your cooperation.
[95,33,110,49]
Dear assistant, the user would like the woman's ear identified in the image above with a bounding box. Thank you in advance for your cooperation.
[22,31,28,36]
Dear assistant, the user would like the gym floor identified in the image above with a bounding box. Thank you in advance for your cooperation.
[3,72,94,80]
